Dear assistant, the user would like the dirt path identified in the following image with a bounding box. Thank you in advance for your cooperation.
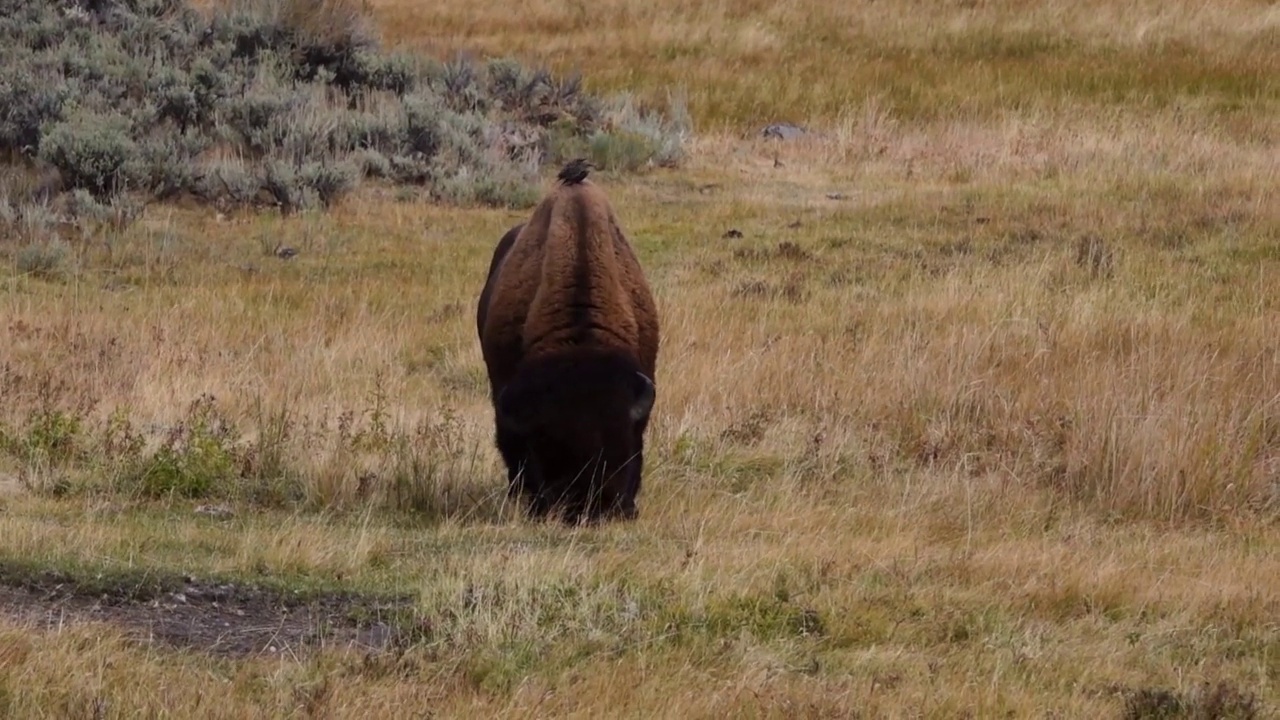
[0,568,419,659]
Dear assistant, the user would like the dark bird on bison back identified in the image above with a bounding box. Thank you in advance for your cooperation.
[557,158,596,185]
[476,163,660,526]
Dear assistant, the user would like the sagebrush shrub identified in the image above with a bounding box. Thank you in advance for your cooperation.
[38,113,139,197]
[16,239,73,279]
[0,0,688,228]
[0,64,69,154]
[299,160,360,208]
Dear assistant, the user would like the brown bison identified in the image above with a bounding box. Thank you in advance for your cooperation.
[476,160,660,524]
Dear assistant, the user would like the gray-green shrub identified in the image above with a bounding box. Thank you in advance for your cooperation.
[0,0,689,223]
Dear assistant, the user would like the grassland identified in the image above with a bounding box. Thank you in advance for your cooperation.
[1,0,1279,717]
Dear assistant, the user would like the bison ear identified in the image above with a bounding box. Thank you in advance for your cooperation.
[629,372,656,423]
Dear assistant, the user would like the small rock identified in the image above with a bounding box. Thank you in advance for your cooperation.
[357,622,395,650]
[761,123,807,140]
[194,504,234,519]
[722,229,744,239]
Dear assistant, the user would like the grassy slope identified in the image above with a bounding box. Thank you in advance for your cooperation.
[372,0,1280,128]
[3,0,1280,717]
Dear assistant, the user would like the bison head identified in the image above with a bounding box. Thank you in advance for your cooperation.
[495,350,656,523]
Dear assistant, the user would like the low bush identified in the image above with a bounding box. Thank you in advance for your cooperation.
[0,0,689,232]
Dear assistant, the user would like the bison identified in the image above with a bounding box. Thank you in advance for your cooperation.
[476,159,660,524]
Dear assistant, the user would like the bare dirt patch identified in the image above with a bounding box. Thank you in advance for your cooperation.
[0,564,419,659]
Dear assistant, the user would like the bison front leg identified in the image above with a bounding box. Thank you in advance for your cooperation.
[593,465,638,523]
[525,493,553,519]
[615,428,646,519]
[495,423,542,511]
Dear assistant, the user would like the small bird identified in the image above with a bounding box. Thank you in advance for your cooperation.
[558,157,596,185]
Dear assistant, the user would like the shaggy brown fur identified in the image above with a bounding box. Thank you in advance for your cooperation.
[476,167,659,523]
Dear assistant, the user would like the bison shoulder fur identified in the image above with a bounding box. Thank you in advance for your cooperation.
[476,172,659,524]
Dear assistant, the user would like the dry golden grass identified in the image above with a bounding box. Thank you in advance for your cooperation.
[2,0,1279,716]
[371,0,1280,129]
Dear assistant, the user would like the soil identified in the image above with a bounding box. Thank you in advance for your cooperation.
[0,566,420,659]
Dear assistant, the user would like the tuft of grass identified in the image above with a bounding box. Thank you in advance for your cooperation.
[1123,681,1263,720]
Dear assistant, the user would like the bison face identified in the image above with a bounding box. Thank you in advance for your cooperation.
[496,354,655,523]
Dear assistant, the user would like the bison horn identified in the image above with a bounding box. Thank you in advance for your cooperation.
[630,372,656,423]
